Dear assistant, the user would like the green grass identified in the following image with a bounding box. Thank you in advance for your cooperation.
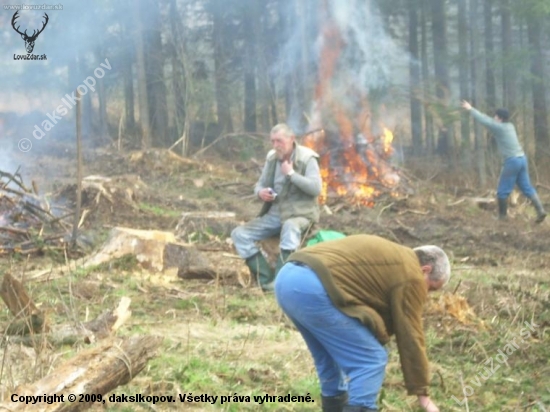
[139,202,181,218]
[0,260,548,412]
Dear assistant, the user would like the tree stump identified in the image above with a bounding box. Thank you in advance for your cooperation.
[83,227,210,273]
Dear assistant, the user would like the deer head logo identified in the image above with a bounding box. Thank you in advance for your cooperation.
[11,11,49,54]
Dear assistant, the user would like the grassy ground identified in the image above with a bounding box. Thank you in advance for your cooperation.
[1,257,547,411]
[0,149,549,411]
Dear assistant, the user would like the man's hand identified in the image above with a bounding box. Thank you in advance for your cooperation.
[418,396,440,412]
[461,100,472,111]
[281,160,294,176]
[258,188,277,202]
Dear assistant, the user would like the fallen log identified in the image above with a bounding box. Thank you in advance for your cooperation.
[2,297,132,347]
[0,335,163,411]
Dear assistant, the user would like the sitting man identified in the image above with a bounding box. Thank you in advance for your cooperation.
[231,123,322,291]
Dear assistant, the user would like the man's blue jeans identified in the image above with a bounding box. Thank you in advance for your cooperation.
[231,213,310,259]
[497,155,536,199]
[275,262,387,409]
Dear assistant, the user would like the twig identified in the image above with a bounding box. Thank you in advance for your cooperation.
[448,198,466,206]
[377,202,394,222]
[397,209,429,215]
[452,279,462,295]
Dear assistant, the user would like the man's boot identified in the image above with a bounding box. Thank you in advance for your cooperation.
[529,193,547,223]
[497,198,508,220]
[245,252,274,290]
[262,249,294,291]
[342,406,377,412]
[322,393,348,412]
[275,249,294,275]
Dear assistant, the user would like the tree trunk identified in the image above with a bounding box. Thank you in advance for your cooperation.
[243,0,257,132]
[254,1,270,132]
[420,0,434,154]
[469,0,486,186]
[483,0,496,108]
[143,0,168,146]
[408,0,423,155]
[169,0,186,142]
[430,0,452,157]
[123,55,135,133]
[500,0,516,115]
[458,0,470,155]
[96,47,110,144]
[212,0,234,134]
[133,0,151,148]
[527,16,550,167]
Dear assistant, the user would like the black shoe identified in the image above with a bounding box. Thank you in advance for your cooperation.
[529,193,547,223]
[342,406,377,412]
[322,393,348,412]
[497,198,508,220]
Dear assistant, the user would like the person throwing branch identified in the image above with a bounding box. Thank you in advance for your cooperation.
[275,235,450,412]
[461,100,546,223]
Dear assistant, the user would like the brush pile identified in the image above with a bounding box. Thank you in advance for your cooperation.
[0,169,73,255]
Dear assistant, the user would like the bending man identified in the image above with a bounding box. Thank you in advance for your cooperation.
[275,235,450,412]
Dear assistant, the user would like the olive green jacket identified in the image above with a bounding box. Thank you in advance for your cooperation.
[258,144,321,222]
[289,235,431,396]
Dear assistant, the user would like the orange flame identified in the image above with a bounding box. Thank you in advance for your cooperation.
[303,11,399,207]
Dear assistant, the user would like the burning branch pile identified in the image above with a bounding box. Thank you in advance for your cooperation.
[303,128,401,207]
[299,7,404,208]
[0,169,73,255]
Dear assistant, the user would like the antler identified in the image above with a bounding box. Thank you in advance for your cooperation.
[28,13,49,40]
[10,11,49,40]
[11,11,26,37]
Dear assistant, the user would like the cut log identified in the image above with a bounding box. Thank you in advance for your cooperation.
[2,297,132,346]
[83,227,210,273]
[175,211,238,241]
[0,335,163,411]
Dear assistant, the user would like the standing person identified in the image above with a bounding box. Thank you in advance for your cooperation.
[275,235,450,412]
[461,100,547,223]
[231,123,322,291]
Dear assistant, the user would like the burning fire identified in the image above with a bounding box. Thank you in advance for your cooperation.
[303,126,399,207]
[301,13,400,207]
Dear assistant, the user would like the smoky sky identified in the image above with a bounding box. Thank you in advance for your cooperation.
[0,0,123,174]
[275,0,407,132]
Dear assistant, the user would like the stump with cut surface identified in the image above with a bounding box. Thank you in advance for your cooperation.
[83,227,210,273]
[0,335,163,411]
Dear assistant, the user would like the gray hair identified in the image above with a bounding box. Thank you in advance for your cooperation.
[413,245,451,286]
[270,123,295,139]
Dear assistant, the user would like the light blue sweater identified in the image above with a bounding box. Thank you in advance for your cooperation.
[471,109,524,160]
